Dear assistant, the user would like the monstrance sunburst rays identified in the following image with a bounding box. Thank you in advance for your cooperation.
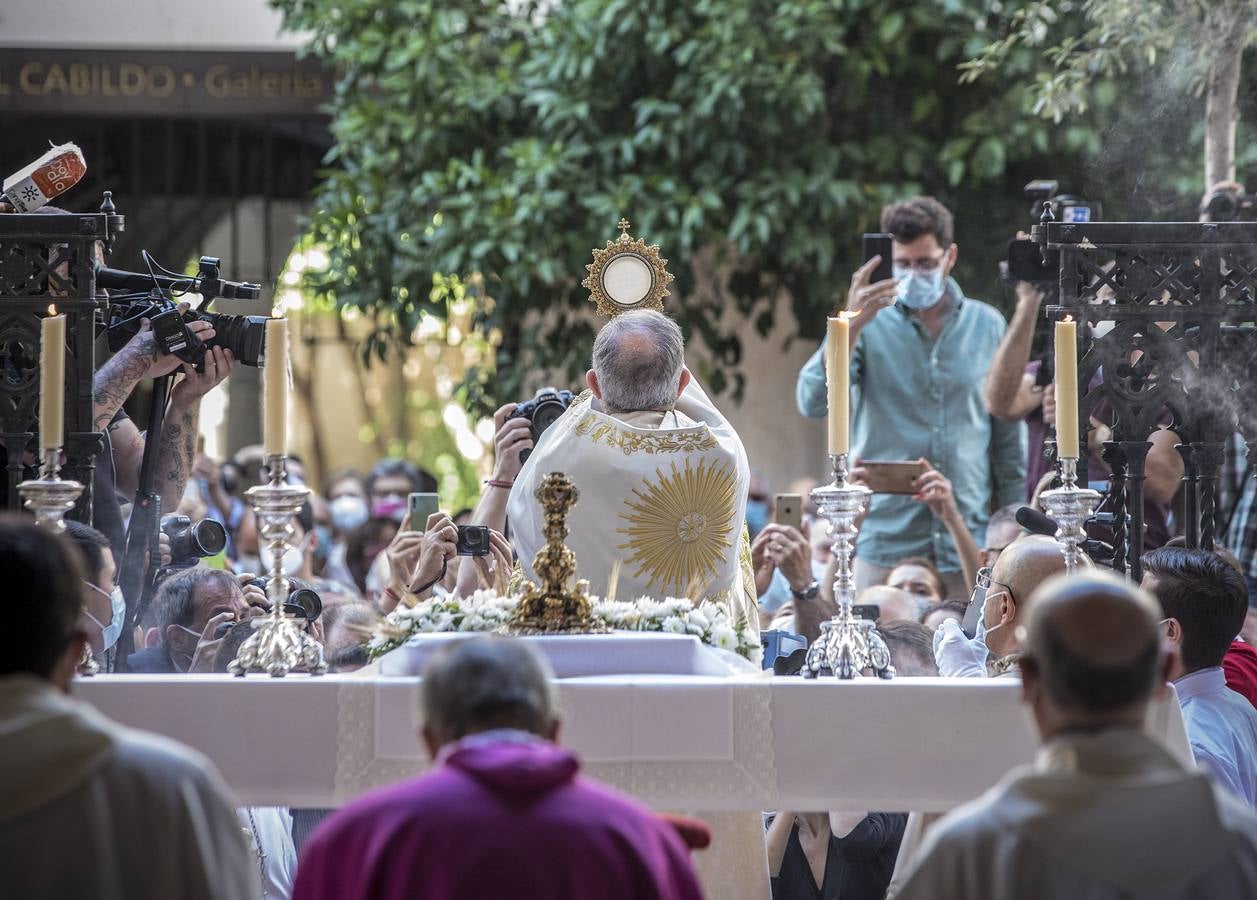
[616,458,738,594]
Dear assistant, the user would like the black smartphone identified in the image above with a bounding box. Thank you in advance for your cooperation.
[862,233,894,284]
[852,604,880,621]
[456,524,491,557]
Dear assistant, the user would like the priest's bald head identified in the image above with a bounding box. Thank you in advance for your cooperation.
[1017,571,1169,740]
[588,310,692,414]
[982,534,1073,659]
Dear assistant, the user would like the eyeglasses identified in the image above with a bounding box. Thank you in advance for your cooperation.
[975,566,1015,603]
[892,254,946,274]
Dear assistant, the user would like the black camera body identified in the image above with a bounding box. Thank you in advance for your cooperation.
[456,524,490,557]
[1200,188,1257,222]
[1003,180,1103,285]
[510,387,574,462]
[102,255,267,368]
[160,514,227,564]
[247,576,323,623]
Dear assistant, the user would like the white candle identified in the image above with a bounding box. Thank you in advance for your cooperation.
[826,315,850,455]
[40,305,66,452]
[263,318,289,457]
[1054,316,1079,459]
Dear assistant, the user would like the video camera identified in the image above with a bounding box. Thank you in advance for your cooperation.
[1002,180,1103,285]
[101,254,268,368]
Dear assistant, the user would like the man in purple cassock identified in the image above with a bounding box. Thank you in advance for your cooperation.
[292,636,705,900]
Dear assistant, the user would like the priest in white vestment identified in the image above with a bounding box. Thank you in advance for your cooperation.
[897,571,1257,900]
[0,518,254,900]
[508,310,758,632]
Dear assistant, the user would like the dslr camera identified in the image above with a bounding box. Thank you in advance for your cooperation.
[160,514,227,565]
[102,255,268,369]
[246,576,323,623]
[1003,180,1103,285]
[510,387,574,462]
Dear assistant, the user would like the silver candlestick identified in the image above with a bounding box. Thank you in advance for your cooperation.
[1039,457,1101,572]
[801,453,895,680]
[18,448,83,533]
[228,455,327,677]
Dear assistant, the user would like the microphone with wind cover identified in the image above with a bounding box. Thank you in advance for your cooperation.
[2,143,87,212]
[1016,506,1058,536]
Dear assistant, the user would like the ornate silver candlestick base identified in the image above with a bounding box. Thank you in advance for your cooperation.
[229,455,327,677]
[18,448,83,533]
[802,454,894,680]
[1040,457,1101,572]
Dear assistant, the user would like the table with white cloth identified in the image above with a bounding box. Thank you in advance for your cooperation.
[75,674,1193,900]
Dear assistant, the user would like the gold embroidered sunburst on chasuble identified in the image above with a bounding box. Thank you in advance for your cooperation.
[616,457,739,595]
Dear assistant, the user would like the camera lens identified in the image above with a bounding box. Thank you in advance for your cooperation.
[283,588,322,622]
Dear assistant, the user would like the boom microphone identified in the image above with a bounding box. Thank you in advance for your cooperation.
[2,143,86,212]
[1016,506,1058,536]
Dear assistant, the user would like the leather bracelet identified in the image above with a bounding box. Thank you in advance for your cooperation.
[484,479,514,489]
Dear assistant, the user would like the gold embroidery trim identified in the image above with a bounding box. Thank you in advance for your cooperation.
[573,412,718,455]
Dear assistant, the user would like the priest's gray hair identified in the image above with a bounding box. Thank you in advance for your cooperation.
[421,636,558,743]
[592,310,685,413]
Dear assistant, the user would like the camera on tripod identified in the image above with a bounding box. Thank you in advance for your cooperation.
[1002,180,1103,285]
[101,254,268,368]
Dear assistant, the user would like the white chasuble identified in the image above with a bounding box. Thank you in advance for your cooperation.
[507,379,758,633]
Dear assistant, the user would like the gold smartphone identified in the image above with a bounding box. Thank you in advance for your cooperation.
[774,493,803,530]
[860,460,927,495]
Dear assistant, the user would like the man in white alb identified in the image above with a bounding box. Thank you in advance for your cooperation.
[507,309,758,631]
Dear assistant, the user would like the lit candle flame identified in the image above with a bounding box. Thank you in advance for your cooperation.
[47,304,57,316]
[1063,314,1073,323]
[838,310,858,321]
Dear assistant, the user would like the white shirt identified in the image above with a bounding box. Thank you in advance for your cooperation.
[238,806,296,900]
[0,674,255,900]
[1176,667,1257,807]
[897,728,1257,900]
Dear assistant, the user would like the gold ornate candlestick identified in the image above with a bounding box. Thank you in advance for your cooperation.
[504,471,608,635]
[229,455,327,677]
[802,454,894,680]
[18,447,83,533]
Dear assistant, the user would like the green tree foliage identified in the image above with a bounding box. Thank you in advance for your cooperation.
[275,0,1105,407]
[962,0,1257,191]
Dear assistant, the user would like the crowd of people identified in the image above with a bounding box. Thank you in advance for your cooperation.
[6,189,1257,900]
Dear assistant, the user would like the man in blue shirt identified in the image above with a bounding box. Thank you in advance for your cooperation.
[796,197,1025,598]
[1142,546,1257,807]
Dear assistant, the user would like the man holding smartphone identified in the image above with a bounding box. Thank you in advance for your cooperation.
[796,197,1025,597]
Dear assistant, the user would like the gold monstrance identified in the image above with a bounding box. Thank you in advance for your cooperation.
[504,472,608,634]
[582,218,674,318]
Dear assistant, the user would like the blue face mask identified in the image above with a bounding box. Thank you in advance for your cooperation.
[745,499,770,538]
[894,267,946,310]
[85,582,126,652]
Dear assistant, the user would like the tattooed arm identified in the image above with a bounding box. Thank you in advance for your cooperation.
[91,307,217,432]
[156,347,236,513]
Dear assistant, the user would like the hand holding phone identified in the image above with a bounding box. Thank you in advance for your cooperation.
[408,493,440,529]
[847,236,901,323]
[862,233,894,284]
[859,460,928,495]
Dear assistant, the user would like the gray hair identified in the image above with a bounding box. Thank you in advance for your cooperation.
[149,566,239,632]
[421,636,557,743]
[591,310,686,413]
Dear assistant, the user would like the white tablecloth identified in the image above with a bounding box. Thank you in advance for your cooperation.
[73,674,1192,811]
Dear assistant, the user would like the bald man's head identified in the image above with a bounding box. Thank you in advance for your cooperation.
[983,535,1070,656]
[1021,571,1164,728]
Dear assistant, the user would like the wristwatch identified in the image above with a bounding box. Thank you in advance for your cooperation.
[790,580,820,602]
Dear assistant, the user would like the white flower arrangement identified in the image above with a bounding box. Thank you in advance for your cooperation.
[367,590,761,664]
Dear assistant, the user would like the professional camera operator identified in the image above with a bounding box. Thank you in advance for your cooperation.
[91,312,235,554]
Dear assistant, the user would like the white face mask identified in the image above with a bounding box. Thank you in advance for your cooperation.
[259,544,303,577]
[83,582,126,652]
